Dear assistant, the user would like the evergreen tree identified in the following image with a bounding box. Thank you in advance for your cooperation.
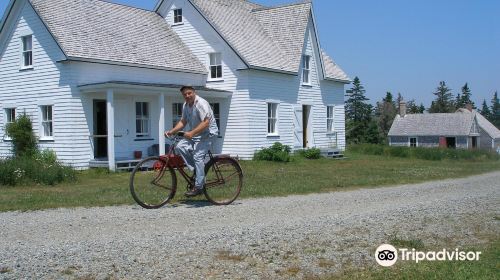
[456,83,474,109]
[407,99,424,114]
[480,99,491,119]
[345,77,370,122]
[455,93,462,109]
[376,92,397,139]
[419,103,426,113]
[490,91,500,129]
[429,81,455,113]
[345,77,378,144]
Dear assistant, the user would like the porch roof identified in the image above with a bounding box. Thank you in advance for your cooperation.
[78,81,232,98]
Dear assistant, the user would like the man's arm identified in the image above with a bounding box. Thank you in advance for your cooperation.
[184,118,209,140]
[165,119,187,137]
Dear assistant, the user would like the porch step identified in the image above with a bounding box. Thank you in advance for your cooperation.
[320,148,344,158]
[89,159,142,171]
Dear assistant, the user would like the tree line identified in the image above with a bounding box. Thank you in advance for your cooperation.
[345,77,500,144]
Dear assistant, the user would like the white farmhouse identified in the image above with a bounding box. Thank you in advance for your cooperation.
[0,0,350,170]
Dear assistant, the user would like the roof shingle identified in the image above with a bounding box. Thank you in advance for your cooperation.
[30,0,206,73]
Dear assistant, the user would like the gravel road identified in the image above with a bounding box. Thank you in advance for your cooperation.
[1,172,499,279]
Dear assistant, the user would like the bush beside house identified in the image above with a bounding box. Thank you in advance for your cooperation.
[1,115,76,186]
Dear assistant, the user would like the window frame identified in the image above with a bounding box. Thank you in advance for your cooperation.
[135,102,150,138]
[39,105,53,140]
[409,137,417,147]
[302,55,311,85]
[326,105,334,133]
[173,8,183,24]
[3,107,16,141]
[209,103,221,135]
[21,34,33,69]
[172,103,183,129]
[267,102,279,136]
[208,52,223,81]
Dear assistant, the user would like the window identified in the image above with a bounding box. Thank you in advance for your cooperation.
[267,103,278,135]
[172,103,183,128]
[4,108,16,140]
[302,55,311,84]
[173,8,183,24]
[22,35,33,68]
[210,103,220,134]
[410,137,417,147]
[209,53,222,80]
[136,102,150,137]
[327,106,334,132]
[40,105,53,138]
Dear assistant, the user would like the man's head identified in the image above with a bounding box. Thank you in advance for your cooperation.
[180,86,196,105]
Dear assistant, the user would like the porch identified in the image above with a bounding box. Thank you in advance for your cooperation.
[79,81,231,171]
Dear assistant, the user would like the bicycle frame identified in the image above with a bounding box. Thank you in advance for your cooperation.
[161,135,225,189]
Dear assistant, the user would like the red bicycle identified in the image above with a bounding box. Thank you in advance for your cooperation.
[130,132,243,209]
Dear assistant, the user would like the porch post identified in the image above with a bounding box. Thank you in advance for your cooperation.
[158,93,166,156]
[107,89,116,171]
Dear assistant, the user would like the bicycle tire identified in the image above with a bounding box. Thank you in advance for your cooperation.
[130,156,177,209]
[203,157,243,205]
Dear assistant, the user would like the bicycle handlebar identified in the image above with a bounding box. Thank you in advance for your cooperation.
[165,131,186,140]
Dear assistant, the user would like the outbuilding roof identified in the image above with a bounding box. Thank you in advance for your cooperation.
[29,0,207,74]
[388,113,474,136]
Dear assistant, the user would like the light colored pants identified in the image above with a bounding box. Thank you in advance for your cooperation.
[175,137,212,189]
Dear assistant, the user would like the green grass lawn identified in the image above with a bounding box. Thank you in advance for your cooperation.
[330,238,499,280]
[1,152,499,212]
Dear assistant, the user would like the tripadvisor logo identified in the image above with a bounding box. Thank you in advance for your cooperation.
[375,244,481,267]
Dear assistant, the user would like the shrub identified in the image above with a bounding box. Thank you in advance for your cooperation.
[297,148,322,159]
[254,142,291,162]
[0,150,76,186]
[5,114,38,157]
[349,144,500,161]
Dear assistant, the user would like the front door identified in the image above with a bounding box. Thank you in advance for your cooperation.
[302,105,309,148]
[93,100,107,158]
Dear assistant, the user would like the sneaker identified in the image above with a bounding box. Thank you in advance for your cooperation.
[185,188,204,197]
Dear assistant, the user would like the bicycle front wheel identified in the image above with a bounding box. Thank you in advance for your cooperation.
[204,157,243,205]
[130,156,177,209]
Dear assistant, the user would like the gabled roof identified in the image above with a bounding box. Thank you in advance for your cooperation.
[388,109,500,139]
[388,112,474,136]
[470,110,500,139]
[27,0,206,74]
[320,50,350,81]
[172,0,350,82]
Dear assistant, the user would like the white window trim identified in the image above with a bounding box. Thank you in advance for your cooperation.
[209,102,221,135]
[39,104,54,141]
[409,137,418,147]
[302,55,311,86]
[207,52,223,82]
[172,8,183,25]
[3,106,17,141]
[135,101,151,138]
[267,102,279,137]
[20,34,33,70]
[326,105,335,134]
[172,102,183,129]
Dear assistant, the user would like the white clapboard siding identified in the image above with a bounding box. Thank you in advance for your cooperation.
[0,1,208,168]
[159,0,258,159]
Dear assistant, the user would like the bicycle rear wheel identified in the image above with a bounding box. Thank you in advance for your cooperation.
[204,157,243,205]
[130,156,177,209]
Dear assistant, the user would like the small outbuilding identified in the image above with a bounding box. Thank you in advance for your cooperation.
[388,102,500,152]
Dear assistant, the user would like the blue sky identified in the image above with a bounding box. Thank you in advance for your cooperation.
[1,0,498,107]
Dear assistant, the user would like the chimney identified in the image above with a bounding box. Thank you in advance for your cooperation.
[399,100,406,117]
[466,103,473,112]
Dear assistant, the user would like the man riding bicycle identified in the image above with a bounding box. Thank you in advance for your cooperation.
[164,86,219,197]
